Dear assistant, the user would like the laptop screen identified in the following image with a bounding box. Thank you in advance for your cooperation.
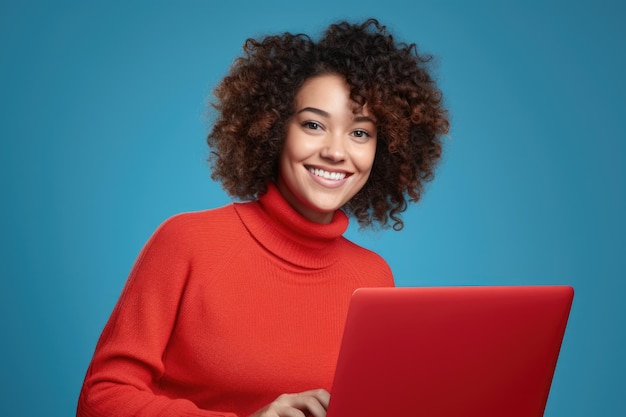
[326,286,573,417]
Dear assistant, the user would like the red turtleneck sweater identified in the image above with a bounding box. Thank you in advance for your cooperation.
[77,184,394,417]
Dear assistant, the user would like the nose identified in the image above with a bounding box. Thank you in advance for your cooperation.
[320,133,346,162]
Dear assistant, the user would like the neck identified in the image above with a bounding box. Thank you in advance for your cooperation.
[275,177,335,225]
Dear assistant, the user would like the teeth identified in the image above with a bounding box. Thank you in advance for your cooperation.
[308,167,346,181]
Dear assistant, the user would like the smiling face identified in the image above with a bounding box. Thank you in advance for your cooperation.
[277,74,378,224]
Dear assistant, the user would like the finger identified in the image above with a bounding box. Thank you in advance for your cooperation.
[272,404,306,417]
[251,403,305,417]
[281,391,329,417]
[296,389,331,410]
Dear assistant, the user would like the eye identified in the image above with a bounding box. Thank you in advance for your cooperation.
[302,121,322,131]
[351,129,372,140]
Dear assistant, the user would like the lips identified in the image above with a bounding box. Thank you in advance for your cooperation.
[307,166,349,181]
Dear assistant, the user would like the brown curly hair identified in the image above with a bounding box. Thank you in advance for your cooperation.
[207,19,449,230]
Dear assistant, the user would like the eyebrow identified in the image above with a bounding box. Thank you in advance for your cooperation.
[297,107,376,124]
[354,115,376,124]
[297,107,330,118]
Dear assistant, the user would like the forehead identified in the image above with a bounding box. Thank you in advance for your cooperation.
[295,74,372,118]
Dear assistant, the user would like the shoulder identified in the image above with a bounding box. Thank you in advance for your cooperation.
[144,204,244,254]
[159,204,238,230]
[339,238,395,286]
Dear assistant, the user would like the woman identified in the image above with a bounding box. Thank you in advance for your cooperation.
[77,19,449,417]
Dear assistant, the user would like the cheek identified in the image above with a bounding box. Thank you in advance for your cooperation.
[282,127,304,160]
[279,135,298,170]
[279,140,306,182]
[354,142,377,172]
[282,135,318,165]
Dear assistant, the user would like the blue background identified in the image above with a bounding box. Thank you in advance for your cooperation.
[1,0,624,415]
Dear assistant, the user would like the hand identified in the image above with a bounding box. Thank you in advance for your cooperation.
[249,389,330,417]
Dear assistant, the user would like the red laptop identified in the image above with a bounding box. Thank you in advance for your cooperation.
[326,285,574,417]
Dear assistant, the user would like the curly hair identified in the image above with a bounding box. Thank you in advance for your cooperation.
[207,19,449,230]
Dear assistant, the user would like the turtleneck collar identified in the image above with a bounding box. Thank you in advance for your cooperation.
[233,183,349,269]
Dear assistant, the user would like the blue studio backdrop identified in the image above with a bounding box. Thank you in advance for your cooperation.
[1,0,624,416]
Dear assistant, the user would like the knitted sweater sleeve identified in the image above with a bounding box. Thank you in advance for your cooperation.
[77,215,238,417]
